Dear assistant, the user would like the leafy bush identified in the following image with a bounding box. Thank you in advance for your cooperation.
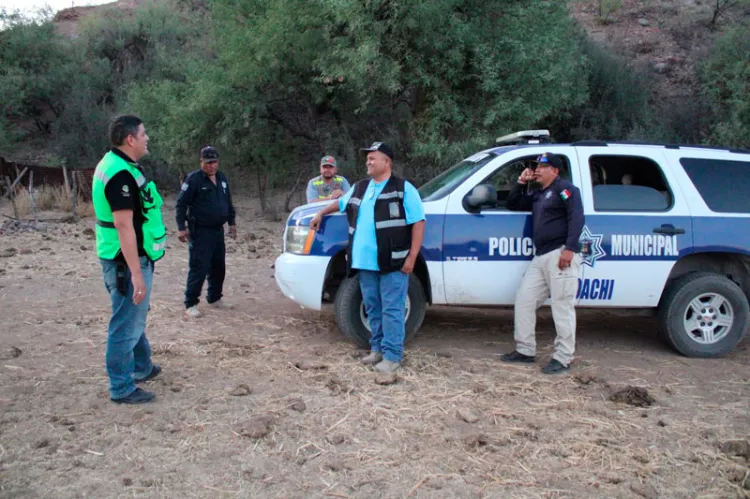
[0,10,75,144]
[700,23,750,148]
[551,38,658,142]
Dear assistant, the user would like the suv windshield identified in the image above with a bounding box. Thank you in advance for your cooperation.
[419,151,498,201]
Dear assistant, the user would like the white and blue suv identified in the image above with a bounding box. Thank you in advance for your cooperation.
[275,130,750,358]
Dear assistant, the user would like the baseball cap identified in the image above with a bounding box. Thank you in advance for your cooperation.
[320,155,337,167]
[534,152,563,170]
[200,146,219,163]
[361,141,394,160]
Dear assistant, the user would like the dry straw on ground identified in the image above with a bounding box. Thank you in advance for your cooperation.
[12,185,94,218]
[1,198,749,498]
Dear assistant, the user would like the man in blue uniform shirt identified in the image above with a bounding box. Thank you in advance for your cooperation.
[310,142,425,373]
[176,146,237,318]
[502,152,584,374]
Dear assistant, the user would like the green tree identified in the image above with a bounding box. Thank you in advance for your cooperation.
[58,0,204,169]
[0,9,75,150]
[700,24,750,149]
[551,39,659,143]
[140,0,590,206]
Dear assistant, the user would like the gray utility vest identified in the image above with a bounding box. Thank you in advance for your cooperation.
[312,175,345,199]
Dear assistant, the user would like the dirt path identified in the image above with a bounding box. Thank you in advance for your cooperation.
[1,198,749,498]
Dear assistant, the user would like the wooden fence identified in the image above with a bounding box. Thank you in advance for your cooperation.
[0,157,95,201]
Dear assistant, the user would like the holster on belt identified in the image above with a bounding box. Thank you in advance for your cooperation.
[115,262,129,296]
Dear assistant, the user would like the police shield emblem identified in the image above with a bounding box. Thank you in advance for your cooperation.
[578,225,606,268]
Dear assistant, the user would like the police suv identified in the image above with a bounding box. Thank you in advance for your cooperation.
[275,130,750,358]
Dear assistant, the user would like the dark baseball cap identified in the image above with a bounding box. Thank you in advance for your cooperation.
[361,141,394,160]
[200,146,219,163]
[320,155,337,167]
[534,152,563,170]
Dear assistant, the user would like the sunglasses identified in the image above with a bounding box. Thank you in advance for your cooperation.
[536,155,550,163]
[534,155,557,169]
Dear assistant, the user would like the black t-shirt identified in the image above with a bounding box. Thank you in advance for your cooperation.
[103,149,146,259]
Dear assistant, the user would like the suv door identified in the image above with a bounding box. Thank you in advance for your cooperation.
[575,146,692,307]
[442,147,584,305]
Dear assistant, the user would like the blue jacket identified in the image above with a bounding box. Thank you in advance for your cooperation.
[507,176,584,255]
[176,169,236,230]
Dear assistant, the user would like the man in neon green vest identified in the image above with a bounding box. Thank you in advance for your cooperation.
[305,155,351,203]
[92,115,166,404]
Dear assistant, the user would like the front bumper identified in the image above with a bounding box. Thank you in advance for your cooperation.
[274,253,331,311]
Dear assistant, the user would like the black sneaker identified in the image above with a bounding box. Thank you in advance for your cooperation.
[542,359,570,375]
[136,364,161,384]
[111,388,155,405]
[500,351,536,363]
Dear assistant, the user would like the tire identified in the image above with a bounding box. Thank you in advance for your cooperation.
[333,273,427,349]
[658,272,749,358]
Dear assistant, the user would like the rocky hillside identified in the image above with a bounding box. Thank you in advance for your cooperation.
[570,0,749,102]
[52,0,145,38]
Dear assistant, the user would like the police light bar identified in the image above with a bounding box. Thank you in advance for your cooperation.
[496,129,551,145]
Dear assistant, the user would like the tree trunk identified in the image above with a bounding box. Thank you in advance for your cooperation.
[284,170,305,212]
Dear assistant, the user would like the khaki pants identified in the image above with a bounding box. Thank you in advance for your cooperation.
[514,247,581,365]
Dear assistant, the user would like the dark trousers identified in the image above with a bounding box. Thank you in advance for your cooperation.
[185,226,226,308]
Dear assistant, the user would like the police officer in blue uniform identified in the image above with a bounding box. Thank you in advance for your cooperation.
[502,152,584,374]
[176,146,237,318]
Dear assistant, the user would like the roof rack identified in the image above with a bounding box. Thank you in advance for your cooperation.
[496,129,551,146]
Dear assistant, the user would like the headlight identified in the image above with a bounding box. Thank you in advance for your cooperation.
[285,225,316,254]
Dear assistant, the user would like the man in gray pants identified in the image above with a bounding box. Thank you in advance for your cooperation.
[501,153,585,374]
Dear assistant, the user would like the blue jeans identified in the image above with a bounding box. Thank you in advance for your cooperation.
[100,256,155,399]
[358,270,409,362]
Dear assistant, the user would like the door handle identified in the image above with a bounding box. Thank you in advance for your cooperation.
[653,224,685,235]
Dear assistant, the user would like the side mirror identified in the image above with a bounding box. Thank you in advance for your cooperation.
[464,184,497,212]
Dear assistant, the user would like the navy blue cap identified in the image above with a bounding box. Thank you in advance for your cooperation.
[361,142,394,161]
[200,146,219,162]
[534,152,563,170]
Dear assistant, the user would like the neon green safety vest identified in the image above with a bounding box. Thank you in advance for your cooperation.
[91,150,167,262]
[313,175,345,199]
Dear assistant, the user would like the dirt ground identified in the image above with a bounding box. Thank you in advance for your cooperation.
[2,195,750,499]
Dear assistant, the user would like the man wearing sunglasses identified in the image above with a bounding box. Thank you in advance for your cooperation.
[501,152,585,374]
[306,155,351,204]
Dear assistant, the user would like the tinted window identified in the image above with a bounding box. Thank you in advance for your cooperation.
[590,155,672,212]
[680,158,750,213]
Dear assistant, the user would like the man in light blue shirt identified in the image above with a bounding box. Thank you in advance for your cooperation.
[311,142,425,373]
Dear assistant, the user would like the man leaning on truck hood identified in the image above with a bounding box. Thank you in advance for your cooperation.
[310,142,425,373]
